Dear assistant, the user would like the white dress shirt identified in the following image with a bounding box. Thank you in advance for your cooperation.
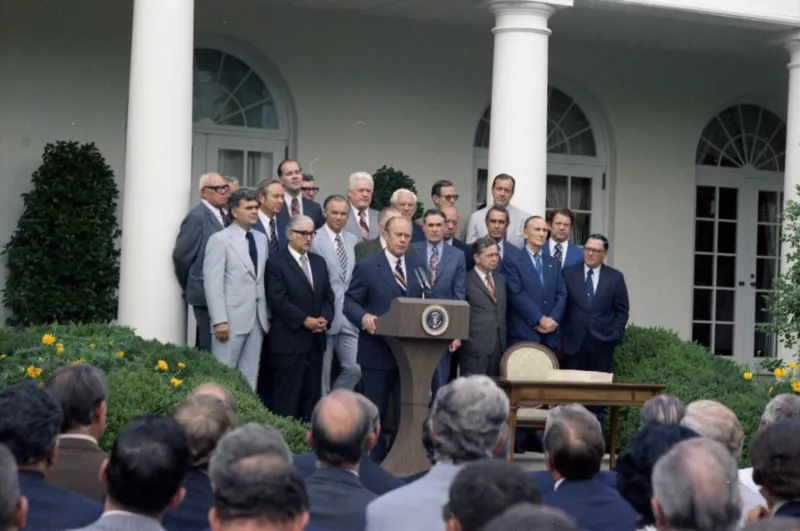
[322,223,341,245]
[258,210,277,244]
[285,192,304,215]
[385,249,406,280]
[549,238,571,267]
[289,245,313,284]
[202,199,226,227]
[352,205,369,230]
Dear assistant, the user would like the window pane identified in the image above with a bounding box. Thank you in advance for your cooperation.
[546,175,568,210]
[692,289,712,321]
[715,290,734,322]
[758,191,780,223]
[756,259,777,290]
[755,291,772,324]
[757,225,779,257]
[573,213,591,246]
[695,221,714,252]
[754,330,777,358]
[692,323,711,349]
[715,324,733,356]
[718,188,737,220]
[717,222,736,254]
[246,152,274,188]
[694,255,713,286]
[570,177,592,211]
[716,256,735,288]
[475,169,488,207]
[218,149,244,179]
[696,186,715,218]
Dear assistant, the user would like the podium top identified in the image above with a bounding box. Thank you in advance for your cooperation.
[375,297,469,340]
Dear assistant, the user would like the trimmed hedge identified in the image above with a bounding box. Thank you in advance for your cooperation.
[0,324,309,453]
[610,326,770,464]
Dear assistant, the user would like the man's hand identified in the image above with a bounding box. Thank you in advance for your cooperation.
[744,506,769,524]
[448,339,461,352]
[304,317,324,331]
[214,323,230,342]
[362,314,379,334]
[538,316,558,334]
[312,317,328,334]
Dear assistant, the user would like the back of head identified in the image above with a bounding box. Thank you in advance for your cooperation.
[189,382,238,415]
[639,394,686,427]
[750,419,800,501]
[310,390,372,466]
[106,415,191,515]
[209,423,292,486]
[0,383,62,465]
[0,444,24,531]
[482,503,579,531]
[681,400,743,460]
[212,454,308,528]
[172,395,237,468]
[761,394,800,426]
[430,375,509,463]
[543,404,604,480]
[616,423,700,524]
[652,438,741,531]
[742,517,800,531]
[447,459,541,531]
[45,364,108,433]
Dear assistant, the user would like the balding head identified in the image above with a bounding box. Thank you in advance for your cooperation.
[761,394,800,427]
[440,205,459,239]
[544,404,604,480]
[681,400,743,460]
[189,382,237,414]
[309,390,375,467]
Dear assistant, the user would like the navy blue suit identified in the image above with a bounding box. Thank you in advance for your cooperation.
[412,222,425,242]
[293,452,405,495]
[18,470,102,531]
[531,470,618,493]
[503,247,567,350]
[561,263,629,372]
[253,215,288,250]
[543,478,637,531]
[776,501,800,518]
[498,239,521,265]
[543,240,583,269]
[163,468,213,531]
[279,197,324,229]
[449,238,474,271]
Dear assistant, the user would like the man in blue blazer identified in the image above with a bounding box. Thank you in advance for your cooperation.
[344,216,425,462]
[253,178,289,252]
[560,234,629,373]
[276,159,325,229]
[412,209,467,393]
[503,215,566,350]
[542,208,583,269]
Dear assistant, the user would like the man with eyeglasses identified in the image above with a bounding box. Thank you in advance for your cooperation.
[560,234,629,373]
[302,174,320,202]
[276,159,324,229]
[265,215,335,421]
[173,172,231,352]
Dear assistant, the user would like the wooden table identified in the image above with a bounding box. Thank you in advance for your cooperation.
[494,379,667,468]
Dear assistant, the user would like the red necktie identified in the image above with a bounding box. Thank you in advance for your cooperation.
[291,197,300,217]
[359,211,369,240]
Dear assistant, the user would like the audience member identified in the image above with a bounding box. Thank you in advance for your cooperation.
[189,382,239,415]
[741,394,800,493]
[163,395,237,531]
[44,364,109,501]
[639,394,686,427]
[542,404,637,530]
[615,423,699,529]
[748,419,800,521]
[0,383,101,530]
[445,459,541,531]
[365,375,509,531]
[211,423,292,473]
[651,438,741,531]
[482,503,579,531]
[0,444,27,531]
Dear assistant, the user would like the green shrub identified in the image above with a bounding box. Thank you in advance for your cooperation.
[0,324,309,453]
[610,326,770,464]
[371,165,424,219]
[2,141,121,326]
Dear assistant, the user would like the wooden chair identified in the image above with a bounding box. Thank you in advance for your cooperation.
[499,342,559,430]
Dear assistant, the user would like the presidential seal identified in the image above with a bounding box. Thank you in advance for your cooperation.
[421,304,449,336]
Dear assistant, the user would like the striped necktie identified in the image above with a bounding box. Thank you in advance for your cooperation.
[485,273,497,302]
[335,234,348,274]
[429,245,440,283]
[393,258,407,294]
[359,211,369,241]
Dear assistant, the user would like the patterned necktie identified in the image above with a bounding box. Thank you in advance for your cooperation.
[219,208,230,227]
[269,218,279,253]
[291,196,300,217]
[429,245,440,283]
[533,253,544,286]
[359,211,369,241]
[393,258,407,294]
[245,231,257,271]
[554,243,563,266]
[485,273,497,302]
[300,254,312,285]
[335,234,348,274]
[586,269,595,306]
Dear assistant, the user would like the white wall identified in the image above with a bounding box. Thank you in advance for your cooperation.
[610,0,800,26]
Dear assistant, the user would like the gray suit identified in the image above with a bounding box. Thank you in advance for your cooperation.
[344,207,380,241]
[172,203,225,351]
[203,224,269,389]
[465,203,529,248]
[68,512,166,531]
[460,268,508,377]
[313,227,361,394]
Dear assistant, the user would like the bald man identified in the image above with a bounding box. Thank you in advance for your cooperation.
[304,390,379,531]
[440,205,473,271]
[189,382,238,415]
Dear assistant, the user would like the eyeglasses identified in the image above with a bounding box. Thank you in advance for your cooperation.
[441,194,459,201]
[204,184,230,193]
[585,247,606,254]
[291,229,316,238]
[302,186,320,192]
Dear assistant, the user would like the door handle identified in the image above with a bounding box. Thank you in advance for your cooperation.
[738,281,745,286]
[749,282,756,287]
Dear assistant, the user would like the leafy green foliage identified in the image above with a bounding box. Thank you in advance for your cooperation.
[371,165,424,219]
[609,326,770,465]
[2,141,122,326]
[0,324,309,453]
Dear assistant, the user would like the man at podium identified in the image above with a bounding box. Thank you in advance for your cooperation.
[344,216,425,462]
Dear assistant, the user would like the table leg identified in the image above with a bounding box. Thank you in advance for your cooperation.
[507,406,518,461]
[609,406,619,469]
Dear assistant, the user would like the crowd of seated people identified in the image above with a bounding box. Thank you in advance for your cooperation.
[2,363,800,531]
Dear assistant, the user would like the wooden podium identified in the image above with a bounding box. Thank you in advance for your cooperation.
[375,297,469,476]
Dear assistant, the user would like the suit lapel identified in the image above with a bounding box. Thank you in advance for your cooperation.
[593,265,610,302]
[378,253,404,297]
[470,268,495,305]
[205,204,224,230]
[315,233,342,282]
[228,229,256,277]
[288,251,315,292]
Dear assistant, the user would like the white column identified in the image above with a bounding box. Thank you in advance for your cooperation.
[117,0,194,344]
[486,0,572,216]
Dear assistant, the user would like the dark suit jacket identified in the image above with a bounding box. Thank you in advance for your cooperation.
[306,466,377,531]
[531,470,618,493]
[162,468,213,531]
[265,249,335,355]
[19,470,102,530]
[46,436,107,501]
[503,248,567,349]
[293,452,405,495]
[449,238,474,270]
[279,197,324,229]
[253,214,288,250]
[542,240,584,269]
[410,241,466,300]
[354,238,417,262]
[412,222,425,242]
[172,203,225,307]
[776,502,800,518]
[543,478,637,531]
[344,251,425,370]
[498,239,521,268]
[561,263,630,356]
[461,269,507,359]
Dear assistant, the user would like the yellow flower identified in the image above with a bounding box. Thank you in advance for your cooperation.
[775,367,788,378]
[37,357,45,362]
[177,362,186,369]
[88,343,96,349]
[26,365,42,379]
[743,372,753,380]
[156,360,168,371]
[41,334,56,345]
[55,343,64,355]
[790,362,799,370]
[116,351,125,358]
[769,386,775,394]
[0,354,6,360]
[72,358,86,365]
[170,377,183,388]
[107,341,114,346]
[793,381,800,393]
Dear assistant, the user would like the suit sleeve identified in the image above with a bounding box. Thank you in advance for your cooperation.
[551,268,567,323]
[320,263,336,323]
[611,272,630,343]
[505,258,544,326]
[453,252,467,300]
[265,258,309,331]
[172,213,201,291]
[202,233,227,326]
[465,212,478,244]
[344,263,369,329]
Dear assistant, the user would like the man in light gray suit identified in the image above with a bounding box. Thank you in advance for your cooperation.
[313,195,361,395]
[203,188,269,390]
[344,171,380,241]
[465,173,530,248]
[172,172,230,352]
[460,237,508,377]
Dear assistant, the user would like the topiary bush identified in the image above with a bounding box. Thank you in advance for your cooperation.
[371,165,424,219]
[2,141,122,326]
[609,326,770,464]
[0,324,309,453]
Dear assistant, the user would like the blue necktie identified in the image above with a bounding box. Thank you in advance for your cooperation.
[533,254,544,286]
[554,244,563,267]
[246,232,258,272]
[586,269,595,306]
